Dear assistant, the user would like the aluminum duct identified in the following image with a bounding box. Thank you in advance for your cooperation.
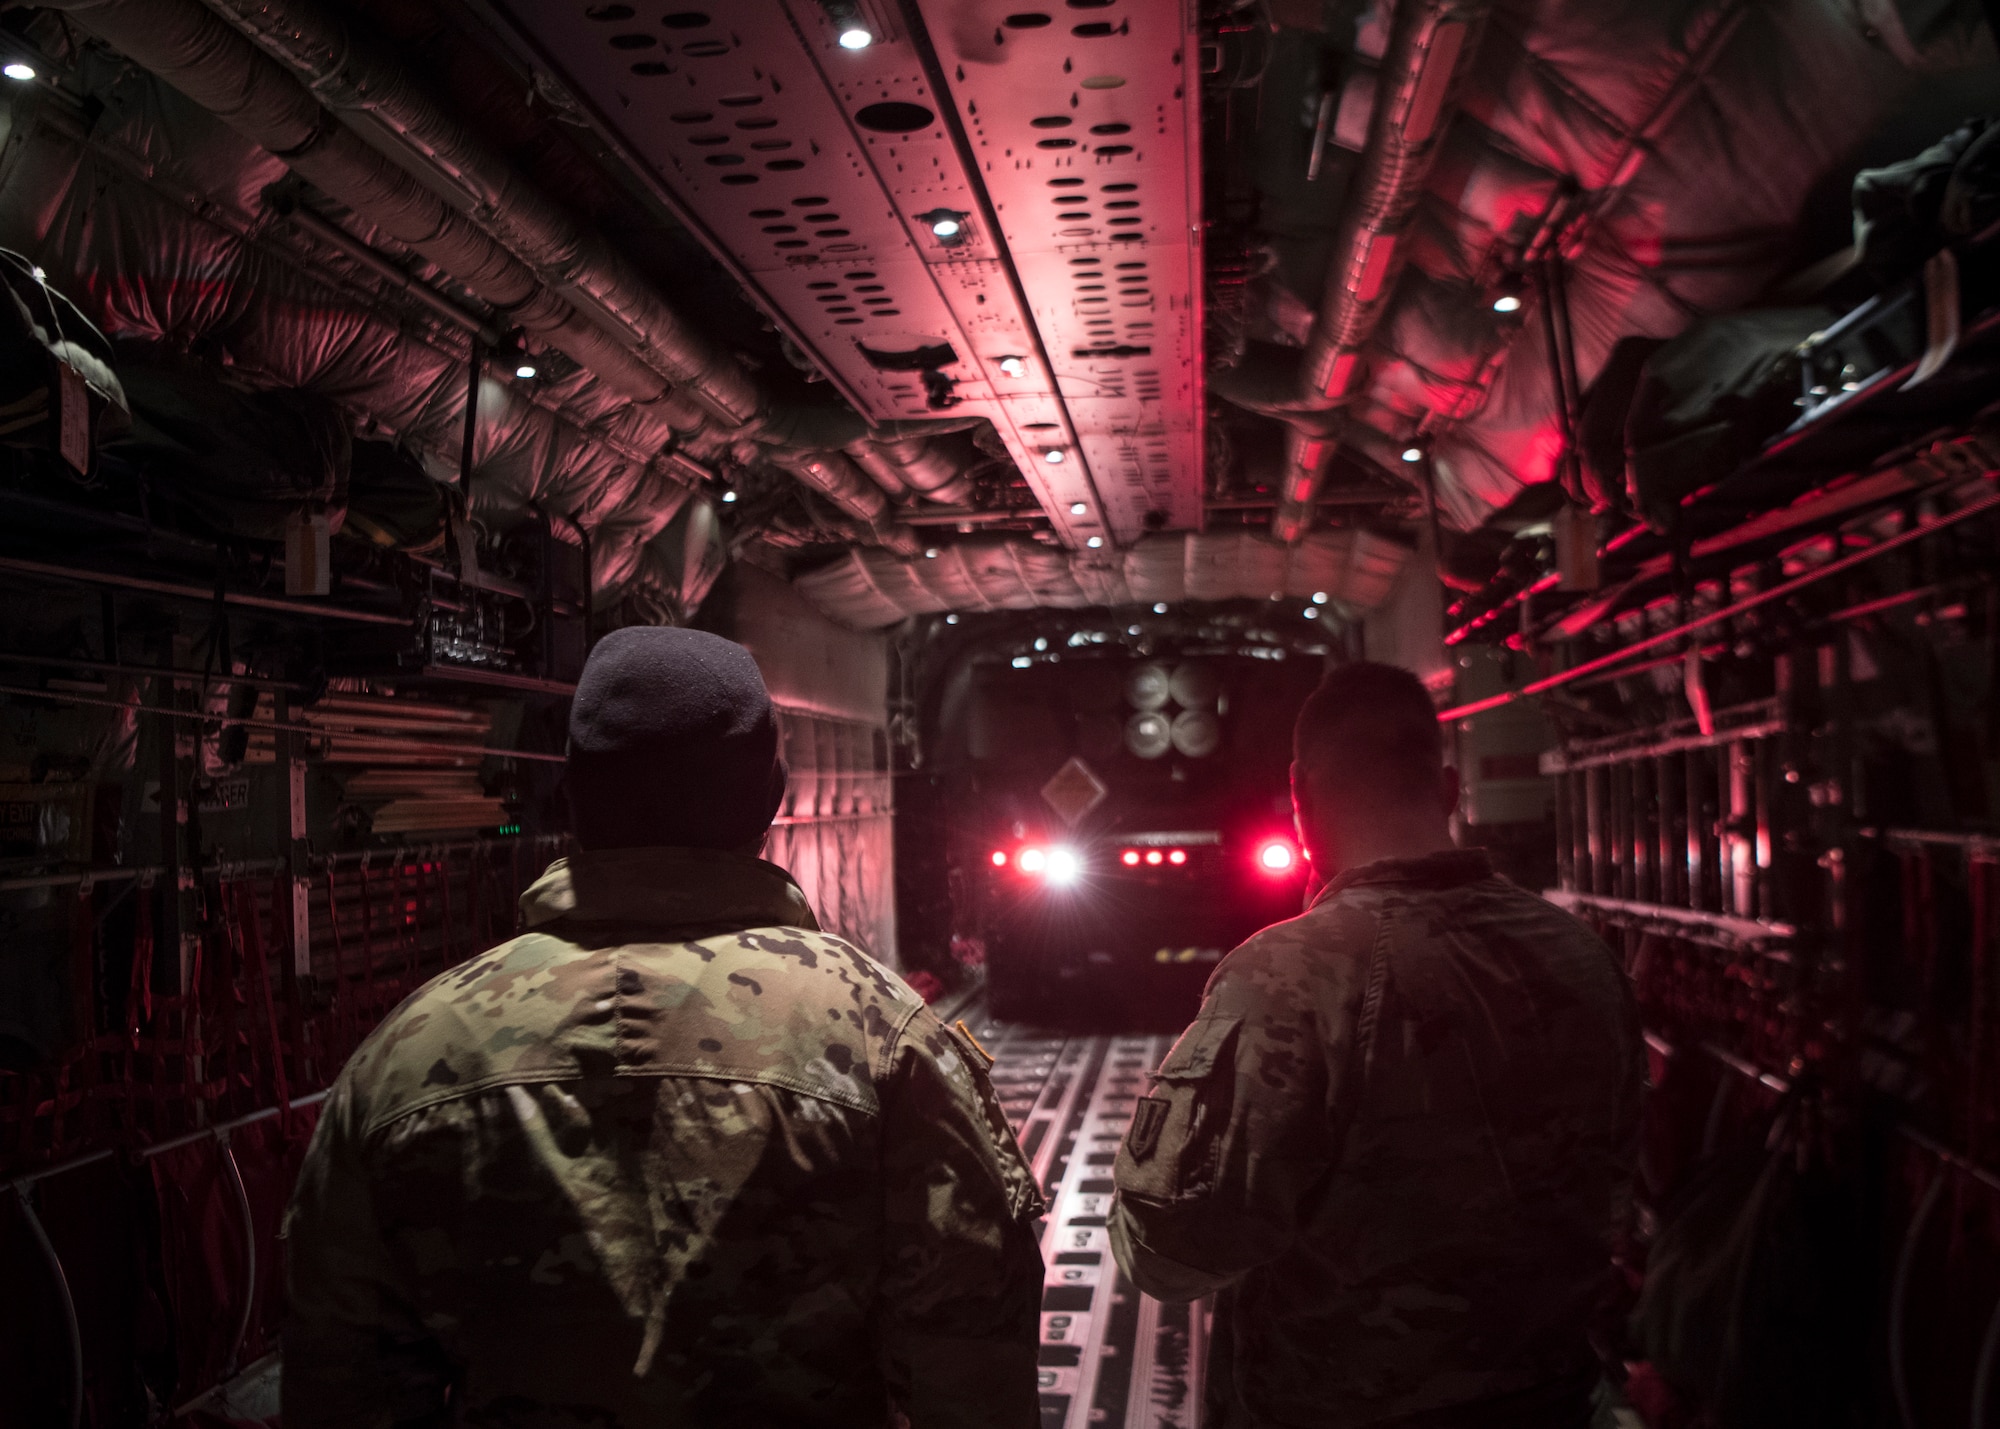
[38,0,708,446]
[1270,0,1490,542]
[186,0,763,428]
[772,450,922,559]
[845,436,976,507]
[841,442,912,504]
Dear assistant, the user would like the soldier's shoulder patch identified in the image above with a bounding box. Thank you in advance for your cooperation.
[1128,1096,1170,1161]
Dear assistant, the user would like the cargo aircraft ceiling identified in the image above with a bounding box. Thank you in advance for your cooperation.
[480,0,1207,551]
[10,0,1995,632]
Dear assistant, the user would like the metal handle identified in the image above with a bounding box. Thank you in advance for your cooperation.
[14,1185,83,1429]
[1890,1171,1948,1429]
[218,1136,258,1379]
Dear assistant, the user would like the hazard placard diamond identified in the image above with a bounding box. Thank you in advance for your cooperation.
[1041,756,1108,826]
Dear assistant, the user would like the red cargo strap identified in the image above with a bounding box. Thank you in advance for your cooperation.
[235,883,292,1136]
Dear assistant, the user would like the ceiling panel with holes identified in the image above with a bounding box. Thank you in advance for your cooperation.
[479,0,1203,549]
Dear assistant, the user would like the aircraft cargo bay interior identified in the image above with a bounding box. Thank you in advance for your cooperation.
[0,0,1998,1425]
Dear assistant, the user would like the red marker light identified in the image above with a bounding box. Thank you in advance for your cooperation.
[1168,849,1188,866]
[1257,839,1298,873]
[1121,850,1141,867]
[991,850,1008,868]
[1145,850,1164,866]
[1017,847,1047,875]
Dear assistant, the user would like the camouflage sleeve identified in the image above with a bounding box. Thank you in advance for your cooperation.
[1110,942,1357,1303]
[877,1007,1047,1429]
[280,1076,455,1429]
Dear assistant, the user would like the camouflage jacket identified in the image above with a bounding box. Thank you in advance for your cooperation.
[1111,849,1641,1428]
[283,847,1045,1429]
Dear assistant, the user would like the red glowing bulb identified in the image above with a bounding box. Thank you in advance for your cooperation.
[1017,847,1046,874]
[991,850,1008,867]
[1168,849,1187,865]
[1145,850,1163,866]
[1121,850,1140,866]
[1258,839,1297,873]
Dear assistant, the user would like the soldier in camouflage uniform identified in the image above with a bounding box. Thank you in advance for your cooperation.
[1112,661,1641,1428]
[284,628,1045,1428]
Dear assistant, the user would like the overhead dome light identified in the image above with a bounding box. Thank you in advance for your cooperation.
[3,62,36,82]
[916,207,969,246]
[721,490,738,503]
[823,0,873,48]
[1069,501,1087,515]
[998,355,1026,377]
[1044,448,1065,464]
[1311,591,1328,604]
[1401,446,1423,463]
[1086,536,1103,549]
[514,361,538,380]
[1153,602,1167,614]
[1491,272,1526,314]
[924,547,941,558]
[1492,293,1522,313]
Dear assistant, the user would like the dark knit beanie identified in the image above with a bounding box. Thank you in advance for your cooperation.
[566,626,787,851]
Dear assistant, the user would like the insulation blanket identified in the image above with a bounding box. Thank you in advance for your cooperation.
[794,529,1412,630]
[0,67,696,609]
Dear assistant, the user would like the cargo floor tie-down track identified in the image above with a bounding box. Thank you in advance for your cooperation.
[974,1023,1211,1429]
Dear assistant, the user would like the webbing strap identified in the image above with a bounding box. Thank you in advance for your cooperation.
[236,882,292,1137]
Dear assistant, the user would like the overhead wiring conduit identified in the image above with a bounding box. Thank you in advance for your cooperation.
[37,0,721,439]
[35,0,946,558]
[182,0,763,427]
[1270,0,1491,542]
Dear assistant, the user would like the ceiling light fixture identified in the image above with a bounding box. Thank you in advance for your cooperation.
[998,355,1026,377]
[721,490,738,503]
[1492,293,1522,313]
[1311,591,1328,604]
[1086,536,1103,549]
[916,207,969,245]
[822,0,873,48]
[1043,448,1065,464]
[1401,446,1424,463]
[1491,272,1527,314]
[924,547,941,558]
[1153,602,1167,614]
[1069,501,1087,514]
[514,361,538,380]
[3,62,36,82]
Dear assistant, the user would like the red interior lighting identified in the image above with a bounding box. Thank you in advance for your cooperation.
[1168,849,1188,865]
[1257,839,1298,873]
[1145,849,1164,866]
[991,849,1009,867]
[1017,847,1047,874]
[1121,850,1141,866]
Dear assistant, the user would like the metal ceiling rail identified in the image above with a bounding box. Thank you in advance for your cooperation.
[477,0,1206,548]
